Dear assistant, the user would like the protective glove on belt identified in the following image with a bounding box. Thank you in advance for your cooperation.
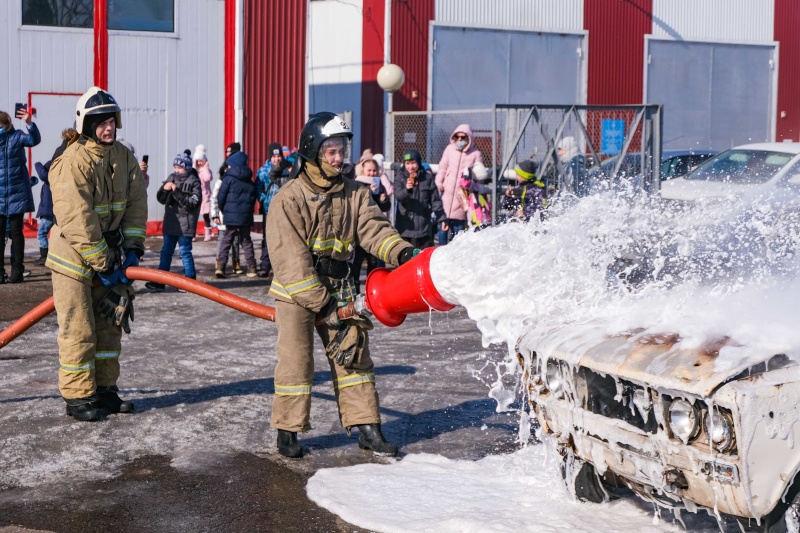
[96,286,135,334]
[319,299,374,369]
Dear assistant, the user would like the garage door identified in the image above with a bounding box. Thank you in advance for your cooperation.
[431,26,584,110]
[646,40,775,151]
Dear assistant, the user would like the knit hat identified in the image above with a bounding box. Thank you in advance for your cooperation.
[515,160,537,180]
[372,153,385,170]
[173,152,192,170]
[282,146,291,156]
[402,149,422,166]
[358,148,374,163]
[193,144,207,162]
[267,142,282,157]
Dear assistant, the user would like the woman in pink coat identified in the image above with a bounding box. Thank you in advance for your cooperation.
[193,144,215,241]
[435,124,482,244]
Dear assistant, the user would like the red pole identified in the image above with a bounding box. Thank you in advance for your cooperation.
[93,0,108,88]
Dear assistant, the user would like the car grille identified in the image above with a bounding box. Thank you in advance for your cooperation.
[574,366,658,434]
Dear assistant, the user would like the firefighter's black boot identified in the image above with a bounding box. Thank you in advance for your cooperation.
[96,385,134,414]
[277,430,302,458]
[65,397,105,422]
[356,424,397,457]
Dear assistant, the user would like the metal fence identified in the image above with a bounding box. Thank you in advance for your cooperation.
[388,104,663,224]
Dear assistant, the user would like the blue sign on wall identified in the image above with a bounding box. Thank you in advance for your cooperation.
[601,119,626,155]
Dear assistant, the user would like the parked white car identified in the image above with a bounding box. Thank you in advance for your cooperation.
[516,331,800,531]
[660,142,800,201]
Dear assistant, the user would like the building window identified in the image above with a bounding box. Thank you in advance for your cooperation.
[108,0,174,33]
[22,0,94,28]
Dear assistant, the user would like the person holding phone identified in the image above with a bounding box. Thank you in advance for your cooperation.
[393,149,443,250]
[0,104,41,283]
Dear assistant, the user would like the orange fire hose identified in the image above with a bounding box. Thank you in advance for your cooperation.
[0,266,354,350]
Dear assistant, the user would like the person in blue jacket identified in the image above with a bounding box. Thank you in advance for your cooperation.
[216,150,258,277]
[0,106,41,283]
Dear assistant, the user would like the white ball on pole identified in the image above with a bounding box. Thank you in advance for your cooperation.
[377,63,405,92]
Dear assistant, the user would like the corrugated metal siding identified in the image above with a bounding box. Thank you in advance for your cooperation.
[392,0,434,112]
[652,0,773,43]
[361,0,385,155]
[108,0,226,222]
[244,0,307,173]
[585,0,652,105]
[775,0,800,141]
[435,0,583,32]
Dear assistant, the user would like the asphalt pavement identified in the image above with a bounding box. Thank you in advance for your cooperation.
[0,235,518,533]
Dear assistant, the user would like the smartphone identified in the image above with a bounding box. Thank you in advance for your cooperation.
[142,155,149,164]
[371,177,381,189]
[14,103,25,116]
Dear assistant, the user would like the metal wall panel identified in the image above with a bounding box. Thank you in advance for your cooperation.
[108,0,226,223]
[775,0,800,141]
[652,0,773,43]
[434,0,583,32]
[307,0,362,152]
[245,0,307,172]
[391,0,434,112]
[584,0,652,105]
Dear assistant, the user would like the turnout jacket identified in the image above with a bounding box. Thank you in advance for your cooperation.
[266,169,412,313]
[46,137,148,283]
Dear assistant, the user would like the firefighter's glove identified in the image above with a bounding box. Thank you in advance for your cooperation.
[319,299,341,328]
[338,301,374,331]
[325,320,370,369]
[97,287,135,334]
[121,251,139,269]
[97,267,128,288]
[398,247,421,265]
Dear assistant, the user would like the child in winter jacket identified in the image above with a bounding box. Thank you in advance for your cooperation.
[458,162,492,229]
[502,159,545,221]
[216,150,257,277]
[146,153,202,290]
[255,142,290,277]
[393,149,444,249]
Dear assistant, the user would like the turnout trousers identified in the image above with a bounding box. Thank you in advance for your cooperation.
[270,299,380,432]
[52,272,123,399]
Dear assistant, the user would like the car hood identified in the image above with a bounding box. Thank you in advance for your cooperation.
[660,177,758,201]
[518,328,786,397]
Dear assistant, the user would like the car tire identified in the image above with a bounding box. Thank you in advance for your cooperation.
[559,453,607,504]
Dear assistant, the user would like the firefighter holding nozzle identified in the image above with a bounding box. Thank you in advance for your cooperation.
[47,87,147,422]
[266,112,419,458]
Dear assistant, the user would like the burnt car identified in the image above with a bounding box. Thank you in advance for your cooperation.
[516,331,800,531]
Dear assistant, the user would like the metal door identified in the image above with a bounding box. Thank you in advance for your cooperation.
[431,25,584,110]
[646,39,775,150]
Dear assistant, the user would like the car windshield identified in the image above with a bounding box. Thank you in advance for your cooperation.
[687,149,794,184]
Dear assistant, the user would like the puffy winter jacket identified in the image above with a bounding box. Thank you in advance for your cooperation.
[197,165,213,215]
[435,124,482,220]
[46,137,148,283]
[157,170,202,236]
[393,167,443,239]
[0,123,41,216]
[266,164,412,313]
[218,151,255,227]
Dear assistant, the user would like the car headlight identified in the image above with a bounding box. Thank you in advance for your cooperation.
[668,399,701,443]
[545,360,565,395]
[706,409,735,452]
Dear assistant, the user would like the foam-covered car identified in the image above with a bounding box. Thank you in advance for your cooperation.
[516,325,800,531]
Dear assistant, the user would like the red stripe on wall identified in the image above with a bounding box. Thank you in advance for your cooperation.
[360,0,386,156]
[775,0,800,141]
[93,0,108,88]
[391,0,434,112]
[584,0,652,105]
[243,0,307,171]
[224,0,236,148]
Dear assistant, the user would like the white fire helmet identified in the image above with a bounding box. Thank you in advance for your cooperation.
[75,86,122,136]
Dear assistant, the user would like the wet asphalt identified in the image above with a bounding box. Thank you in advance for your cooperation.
[0,236,519,532]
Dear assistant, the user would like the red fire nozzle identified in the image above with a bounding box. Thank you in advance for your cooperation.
[361,247,455,327]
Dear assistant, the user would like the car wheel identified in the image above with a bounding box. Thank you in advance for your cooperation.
[559,452,607,504]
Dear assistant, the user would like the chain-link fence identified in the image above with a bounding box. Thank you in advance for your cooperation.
[389,105,662,224]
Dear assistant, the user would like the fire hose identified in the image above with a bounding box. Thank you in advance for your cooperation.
[0,248,455,350]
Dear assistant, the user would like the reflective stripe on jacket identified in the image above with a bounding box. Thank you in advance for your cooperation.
[266,170,411,312]
[46,137,148,283]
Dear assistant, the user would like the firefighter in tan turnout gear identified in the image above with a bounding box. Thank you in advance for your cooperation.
[266,112,419,458]
[46,87,148,421]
